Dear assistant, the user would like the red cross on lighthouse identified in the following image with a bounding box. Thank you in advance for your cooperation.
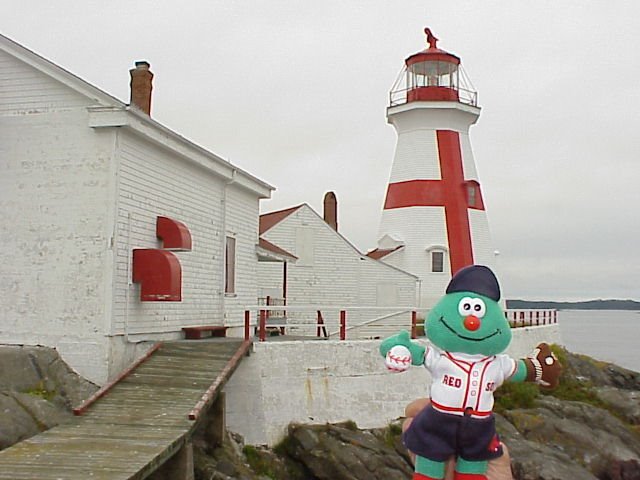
[383,130,485,274]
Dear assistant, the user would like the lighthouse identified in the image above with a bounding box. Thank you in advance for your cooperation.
[372,28,495,308]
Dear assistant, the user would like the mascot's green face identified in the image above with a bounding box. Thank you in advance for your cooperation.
[426,291,512,356]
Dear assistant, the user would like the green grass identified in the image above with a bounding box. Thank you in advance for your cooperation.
[494,381,539,414]
[242,445,278,479]
[383,422,403,448]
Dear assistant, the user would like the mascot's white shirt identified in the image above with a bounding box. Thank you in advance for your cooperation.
[423,345,517,418]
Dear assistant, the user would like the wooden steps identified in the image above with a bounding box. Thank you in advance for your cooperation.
[182,325,228,339]
[0,339,248,479]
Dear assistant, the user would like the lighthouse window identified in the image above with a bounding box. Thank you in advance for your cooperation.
[431,251,444,273]
[468,185,477,207]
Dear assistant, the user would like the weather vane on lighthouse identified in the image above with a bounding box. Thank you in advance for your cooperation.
[369,28,494,309]
[424,27,438,49]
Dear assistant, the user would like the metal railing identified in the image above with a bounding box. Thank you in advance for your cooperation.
[240,307,558,341]
[505,309,558,328]
[243,306,418,342]
[389,85,478,108]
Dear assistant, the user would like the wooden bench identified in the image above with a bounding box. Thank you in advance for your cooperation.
[182,326,228,340]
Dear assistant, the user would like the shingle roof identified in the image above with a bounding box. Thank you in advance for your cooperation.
[365,245,404,260]
[258,237,297,260]
[259,205,302,234]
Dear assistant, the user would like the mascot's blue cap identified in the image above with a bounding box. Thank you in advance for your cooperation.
[446,265,501,301]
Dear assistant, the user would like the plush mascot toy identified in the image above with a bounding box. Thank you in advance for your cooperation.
[380,265,561,480]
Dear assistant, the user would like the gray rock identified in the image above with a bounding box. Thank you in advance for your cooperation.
[564,349,640,391]
[496,414,598,479]
[284,423,412,480]
[0,345,97,451]
[503,396,640,477]
[594,386,640,425]
[0,393,41,450]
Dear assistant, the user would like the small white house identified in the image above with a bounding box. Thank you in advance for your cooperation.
[0,34,274,384]
[258,195,418,338]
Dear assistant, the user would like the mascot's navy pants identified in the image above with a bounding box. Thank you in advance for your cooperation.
[403,404,503,462]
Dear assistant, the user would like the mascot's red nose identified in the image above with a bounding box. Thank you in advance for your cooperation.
[463,315,481,331]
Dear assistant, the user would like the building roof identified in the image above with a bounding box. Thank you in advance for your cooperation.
[259,205,302,234]
[366,246,404,260]
[261,203,418,280]
[0,33,274,198]
[257,238,297,263]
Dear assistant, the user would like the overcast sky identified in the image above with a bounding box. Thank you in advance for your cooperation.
[2,1,639,301]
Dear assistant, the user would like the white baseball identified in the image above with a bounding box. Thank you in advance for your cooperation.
[385,345,412,373]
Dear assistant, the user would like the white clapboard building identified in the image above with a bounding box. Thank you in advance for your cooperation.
[0,34,274,384]
[258,194,418,339]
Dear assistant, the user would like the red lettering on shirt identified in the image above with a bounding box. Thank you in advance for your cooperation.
[443,375,462,388]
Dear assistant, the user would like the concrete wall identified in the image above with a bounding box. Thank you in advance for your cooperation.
[224,323,561,446]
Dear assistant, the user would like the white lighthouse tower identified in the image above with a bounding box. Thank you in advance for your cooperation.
[372,28,495,308]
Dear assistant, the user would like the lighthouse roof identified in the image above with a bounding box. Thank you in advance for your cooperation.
[405,28,460,67]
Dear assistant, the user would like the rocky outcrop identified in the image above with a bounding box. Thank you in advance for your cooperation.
[0,345,97,449]
[195,348,639,480]
[0,344,637,480]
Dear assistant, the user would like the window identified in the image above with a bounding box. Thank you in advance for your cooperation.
[467,185,476,207]
[431,251,444,273]
[225,236,236,294]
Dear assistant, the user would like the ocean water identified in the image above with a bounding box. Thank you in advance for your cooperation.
[558,309,639,373]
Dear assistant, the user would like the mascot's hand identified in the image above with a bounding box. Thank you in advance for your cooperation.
[379,330,425,367]
[524,343,562,389]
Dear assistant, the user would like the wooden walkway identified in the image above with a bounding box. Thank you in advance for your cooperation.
[0,339,248,480]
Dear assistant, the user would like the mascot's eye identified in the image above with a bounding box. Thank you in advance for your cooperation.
[458,297,486,318]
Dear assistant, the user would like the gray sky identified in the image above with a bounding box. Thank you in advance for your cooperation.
[2,1,639,301]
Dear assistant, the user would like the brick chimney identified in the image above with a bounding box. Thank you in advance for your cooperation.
[323,192,338,231]
[129,61,153,115]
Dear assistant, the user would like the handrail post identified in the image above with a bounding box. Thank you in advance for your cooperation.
[259,309,267,342]
[244,310,250,341]
[340,310,346,341]
[411,311,417,339]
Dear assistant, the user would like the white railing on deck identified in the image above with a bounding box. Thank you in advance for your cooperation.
[240,307,559,341]
[505,309,558,328]
[243,306,419,341]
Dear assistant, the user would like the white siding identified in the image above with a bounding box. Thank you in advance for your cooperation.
[388,129,440,182]
[114,131,225,334]
[1,41,268,382]
[460,132,479,180]
[469,209,495,269]
[0,65,113,383]
[113,131,262,338]
[259,205,416,334]
[0,51,92,114]
[223,186,261,331]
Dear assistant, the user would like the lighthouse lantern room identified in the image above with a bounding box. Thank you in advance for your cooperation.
[374,28,495,309]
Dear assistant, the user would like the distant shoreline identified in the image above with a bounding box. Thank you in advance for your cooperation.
[506,299,640,311]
